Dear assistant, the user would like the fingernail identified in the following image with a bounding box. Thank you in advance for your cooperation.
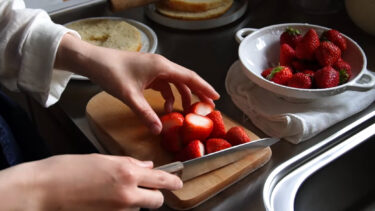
[176,179,183,189]
[141,160,154,168]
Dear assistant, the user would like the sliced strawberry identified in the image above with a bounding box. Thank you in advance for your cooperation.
[185,102,214,116]
[161,127,183,152]
[225,126,251,146]
[314,66,340,88]
[206,110,226,139]
[182,113,213,145]
[280,43,296,67]
[175,140,204,162]
[295,29,320,61]
[160,112,184,133]
[205,138,232,154]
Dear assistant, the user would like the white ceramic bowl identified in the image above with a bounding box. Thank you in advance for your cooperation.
[235,23,375,101]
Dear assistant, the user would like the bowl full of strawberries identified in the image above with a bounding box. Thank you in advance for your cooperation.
[235,23,375,101]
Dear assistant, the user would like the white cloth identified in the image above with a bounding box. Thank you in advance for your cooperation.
[225,60,375,144]
[0,0,80,107]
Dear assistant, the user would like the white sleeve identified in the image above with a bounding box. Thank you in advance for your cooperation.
[0,0,81,107]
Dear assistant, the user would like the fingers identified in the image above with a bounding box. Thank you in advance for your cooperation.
[137,169,183,191]
[126,90,162,135]
[130,188,164,209]
[150,80,175,113]
[174,83,192,111]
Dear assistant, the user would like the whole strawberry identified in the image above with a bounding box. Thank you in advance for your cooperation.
[322,29,347,51]
[302,69,315,79]
[225,126,251,146]
[207,110,226,139]
[333,58,352,84]
[295,29,320,61]
[315,41,341,66]
[280,27,303,48]
[314,66,340,88]
[287,72,312,89]
[205,138,232,154]
[262,66,293,85]
[280,43,296,67]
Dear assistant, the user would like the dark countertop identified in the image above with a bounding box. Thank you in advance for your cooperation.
[49,0,375,210]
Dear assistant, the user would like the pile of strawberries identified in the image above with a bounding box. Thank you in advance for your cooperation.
[159,102,251,162]
[262,27,352,89]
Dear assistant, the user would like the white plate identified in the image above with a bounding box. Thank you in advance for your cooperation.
[144,0,248,30]
[64,17,158,80]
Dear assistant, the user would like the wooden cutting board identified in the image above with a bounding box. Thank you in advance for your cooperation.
[86,87,272,210]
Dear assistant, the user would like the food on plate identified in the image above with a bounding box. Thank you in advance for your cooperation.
[159,102,252,161]
[66,19,142,52]
[205,138,232,154]
[225,126,251,146]
[155,0,233,20]
[262,27,351,89]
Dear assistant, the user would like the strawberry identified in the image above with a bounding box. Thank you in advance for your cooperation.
[206,110,226,138]
[321,29,347,51]
[280,27,302,48]
[205,138,232,154]
[280,43,296,67]
[315,41,341,66]
[333,58,352,84]
[295,29,320,61]
[291,60,320,72]
[302,70,315,79]
[160,112,184,133]
[314,66,340,88]
[261,67,272,78]
[263,66,293,85]
[175,140,204,162]
[186,102,214,116]
[225,126,251,146]
[287,72,312,89]
[182,113,213,145]
[161,127,183,152]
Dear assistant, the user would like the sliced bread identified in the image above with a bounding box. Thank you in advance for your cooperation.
[156,0,233,20]
[159,0,231,12]
[66,19,142,52]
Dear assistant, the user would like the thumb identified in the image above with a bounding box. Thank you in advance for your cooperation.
[126,91,162,135]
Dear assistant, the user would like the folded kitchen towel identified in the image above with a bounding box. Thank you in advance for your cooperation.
[225,60,375,144]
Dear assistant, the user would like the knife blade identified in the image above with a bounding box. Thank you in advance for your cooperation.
[156,137,280,181]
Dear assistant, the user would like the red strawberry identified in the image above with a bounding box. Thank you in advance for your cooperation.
[225,126,251,146]
[291,60,320,72]
[302,70,315,79]
[287,72,312,89]
[261,67,272,78]
[160,112,184,133]
[182,113,213,145]
[161,127,183,152]
[175,140,204,162]
[280,27,303,48]
[280,43,296,67]
[186,102,214,116]
[263,66,293,85]
[206,110,226,138]
[333,58,352,84]
[295,29,320,61]
[315,41,341,66]
[314,66,340,88]
[205,138,232,154]
[321,29,347,51]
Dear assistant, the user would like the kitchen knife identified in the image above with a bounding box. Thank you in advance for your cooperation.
[156,137,280,181]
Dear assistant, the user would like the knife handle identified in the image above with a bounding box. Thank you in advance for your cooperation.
[155,161,184,178]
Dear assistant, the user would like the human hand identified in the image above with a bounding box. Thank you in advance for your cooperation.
[0,154,182,211]
[55,34,220,135]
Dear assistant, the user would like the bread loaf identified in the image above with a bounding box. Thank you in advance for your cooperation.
[156,0,233,20]
[66,19,142,52]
